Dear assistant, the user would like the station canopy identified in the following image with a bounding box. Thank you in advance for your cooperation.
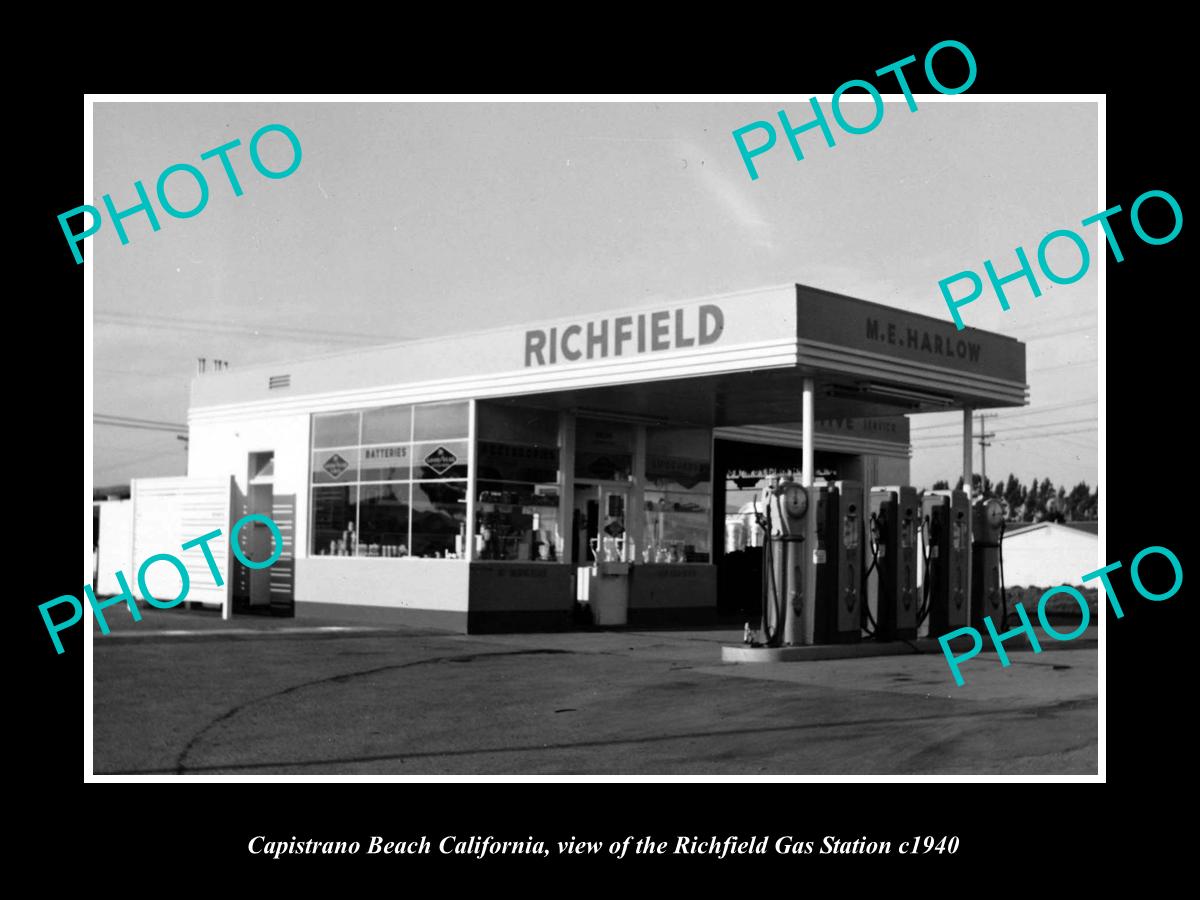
[190,283,1027,428]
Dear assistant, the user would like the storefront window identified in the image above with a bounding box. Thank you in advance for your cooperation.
[359,444,412,482]
[312,411,360,449]
[312,448,360,484]
[414,401,468,441]
[475,401,562,561]
[412,481,468,558]
[574,418,634,481]
[310,402,469,558]
[362,404,412,445]
[358,482,411,556]
[477,441,559,483]
[643,427,712,563]
[414,440,470,479]
[476,480,561,561]
[312,486,358,556]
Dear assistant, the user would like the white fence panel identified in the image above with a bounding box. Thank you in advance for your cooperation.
[130,476,233,619]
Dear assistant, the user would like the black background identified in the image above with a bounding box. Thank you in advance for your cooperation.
[24,16,1185,883]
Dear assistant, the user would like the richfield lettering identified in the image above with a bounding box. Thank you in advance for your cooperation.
[525,304,724,367]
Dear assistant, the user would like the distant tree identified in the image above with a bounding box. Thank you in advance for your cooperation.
[1041,478,1057,510]
[968,474,996,498]
[1023,476,1041,521]
[1065,481,1091,520]
[932,479,950,491]
[1035,478,1058,521]
[1003,473,1022,520]
[954,476,965,492]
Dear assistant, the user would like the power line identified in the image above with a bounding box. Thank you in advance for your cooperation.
[909,398,1097,432]
[1053,435,1100,451]
[914,414,1099,437]
[98,308,396,340]
[913,425,1097,451]
[95,311,407,346]
[94,415,187,429]
[1029,357,1098,374]
[96,367,191,381]
[95,422,187,434]
[1025,323,1098,341]
[95,416,188,434]
[1003,312,1097,336]
[993,426,1099,442]
[94,445,188,473]
[912,417,1099,446]
[95,414,188,428]
[916,434,1099,453]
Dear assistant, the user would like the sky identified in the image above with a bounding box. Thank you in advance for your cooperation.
[91,100,1098,493]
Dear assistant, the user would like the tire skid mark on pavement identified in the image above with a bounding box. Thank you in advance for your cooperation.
[118,694,1091,776]
[169,648,571,775]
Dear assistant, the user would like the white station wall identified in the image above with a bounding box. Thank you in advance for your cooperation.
[295,558,470,611]
[187,413,312,559]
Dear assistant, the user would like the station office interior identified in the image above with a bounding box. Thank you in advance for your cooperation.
[170,284,1027,632]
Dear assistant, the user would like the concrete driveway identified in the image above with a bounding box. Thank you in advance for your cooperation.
[91,608,1097,775]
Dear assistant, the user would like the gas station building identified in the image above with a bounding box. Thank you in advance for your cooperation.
[171,283,1026,633]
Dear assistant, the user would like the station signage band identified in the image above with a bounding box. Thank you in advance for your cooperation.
[525,304,725,367]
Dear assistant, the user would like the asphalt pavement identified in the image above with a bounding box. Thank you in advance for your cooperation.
[91,607,1098,775]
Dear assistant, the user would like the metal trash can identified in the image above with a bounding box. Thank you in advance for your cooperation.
[588,561,630,626]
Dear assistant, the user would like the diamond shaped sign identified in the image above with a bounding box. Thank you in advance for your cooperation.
[424,446,458,476]
[603,520,625,538]
[322,453,349,478]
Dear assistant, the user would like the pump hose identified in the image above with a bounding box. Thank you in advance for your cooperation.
[998,517,1007,630]
[861,513,881,638]
[916,515,934,627]
[754,496,782,646]
[764,534,783,645]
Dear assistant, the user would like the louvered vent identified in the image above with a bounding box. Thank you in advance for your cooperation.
[269,374,291,390]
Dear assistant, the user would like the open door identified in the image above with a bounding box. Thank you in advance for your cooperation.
[233,451,295,616]
[246,453,274,609]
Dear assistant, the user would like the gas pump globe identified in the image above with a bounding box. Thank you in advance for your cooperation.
[985,499,1004,531]
[782,482,808,522]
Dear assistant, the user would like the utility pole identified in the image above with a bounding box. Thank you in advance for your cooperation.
[977,412,996,496]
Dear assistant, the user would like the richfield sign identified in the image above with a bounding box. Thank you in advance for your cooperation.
[525,304,725,367]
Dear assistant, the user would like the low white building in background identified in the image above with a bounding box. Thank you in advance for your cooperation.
[1001,522,1099,587]
[93,498,132,595]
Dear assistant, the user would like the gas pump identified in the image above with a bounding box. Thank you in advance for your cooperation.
[920,490,970,634]
[970,497,1006,630]
[815,480,863,644]
[867,485,918,641]
[756,476,809,647]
